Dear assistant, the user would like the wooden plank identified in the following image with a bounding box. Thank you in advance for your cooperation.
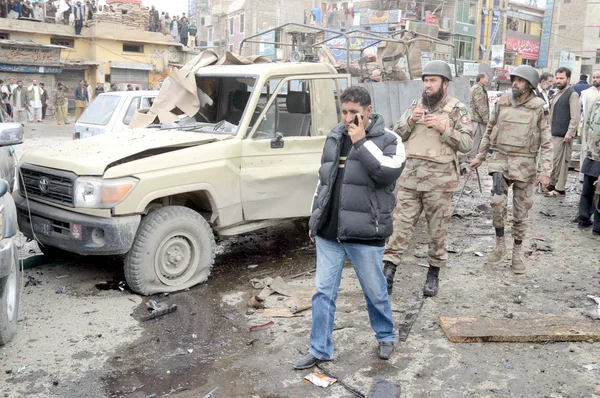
[440,316,600,343]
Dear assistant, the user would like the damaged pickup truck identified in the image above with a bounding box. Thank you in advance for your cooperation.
[13,52,350,295]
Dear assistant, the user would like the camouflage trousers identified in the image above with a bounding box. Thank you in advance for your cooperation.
[491,179,534,241]
[383,188,453,268]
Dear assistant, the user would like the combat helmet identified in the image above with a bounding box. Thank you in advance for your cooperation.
[421,60,453,81]
[510,65,539,88]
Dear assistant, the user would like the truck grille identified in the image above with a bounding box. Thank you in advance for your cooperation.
[19,165,76,207]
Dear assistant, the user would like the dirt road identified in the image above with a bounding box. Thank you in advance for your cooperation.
[2,124,599,397]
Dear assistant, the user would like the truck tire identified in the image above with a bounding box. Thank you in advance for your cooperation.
[124,206,215,295]
[0,244,20,345]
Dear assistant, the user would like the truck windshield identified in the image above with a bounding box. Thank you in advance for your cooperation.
[78,95,121,126]
[164,75,258,135]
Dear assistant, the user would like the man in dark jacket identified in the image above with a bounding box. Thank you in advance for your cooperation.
[573,74,590,96]
[179,16,189,46]
[292,86,406,370]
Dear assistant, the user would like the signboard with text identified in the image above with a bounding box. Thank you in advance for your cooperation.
[0,44,61,66]
[559,51,575,70]
[506,36,540,60]
[538,0,554,67]
[463,62,479,76]
[491,45,504,68]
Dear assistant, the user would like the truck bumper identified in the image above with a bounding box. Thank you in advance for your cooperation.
[0,237,16,279]
[14,193,141,256]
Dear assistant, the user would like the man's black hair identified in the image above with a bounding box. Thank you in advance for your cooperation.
[540,72,552,82]
[555,67,571,79]
[476,73,487,82]
[340,86,371,107]
[580,74,588,81]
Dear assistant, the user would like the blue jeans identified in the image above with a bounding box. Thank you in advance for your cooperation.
[309,237,396,360]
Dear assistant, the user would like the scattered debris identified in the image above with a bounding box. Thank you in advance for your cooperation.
[55,275,69,280]
[95,277,128,291]
[583,364,600,371]
[250,277,274,289]
[56,286,65,294]
[260,308,302,318]
[52,380,59,386]
[587,295,600,320]
[247,264,258,269]
[474,252,484,257]
[270,276,314,298]
[440,316,600,343]
[201,387,219,398]
[539,210,555,218]
[24,275,42,287]
[187,349,194,354]
[368,376,400,398]
[285,297,312,314]
[398,296,425,342]
[192,334,197,339]
[142,300,177,321]
[246,308,256,315]
[531,242,553,252]
[316,364,366,397]
[289,268,317,279]
[222,313,237,321]
[247,295,266,309]
[304,372,337,388]
[249,321,274,332]
[446,247,459,253]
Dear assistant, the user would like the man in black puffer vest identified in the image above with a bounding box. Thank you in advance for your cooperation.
[292,86,406,370]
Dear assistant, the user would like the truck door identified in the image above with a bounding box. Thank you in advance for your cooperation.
[240,74,349,221]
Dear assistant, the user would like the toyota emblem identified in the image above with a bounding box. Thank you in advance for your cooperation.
[39,177,50,194]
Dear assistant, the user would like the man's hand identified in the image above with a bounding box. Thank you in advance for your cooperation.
[536,175,550,188]
[563,135,573,143]
[470,158,483,169]
[424,114,446,133]
[410,107,426,123]
[308,229,314,244]
[348,114,366,143]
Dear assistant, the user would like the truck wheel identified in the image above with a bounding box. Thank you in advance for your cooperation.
[124,206,215,295]
[0,244,20,345]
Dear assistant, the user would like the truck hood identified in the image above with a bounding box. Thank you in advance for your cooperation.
[20,129,230,176]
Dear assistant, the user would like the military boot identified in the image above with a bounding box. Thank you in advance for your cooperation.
[423,266,439,297]
[486,236,506,264]
[511,244,526,274]
[382,261,397,296]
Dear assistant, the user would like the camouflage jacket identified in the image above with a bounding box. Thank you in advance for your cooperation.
[586,98,600,162]
[470,82,489,124]
[53,87,68,106]
[476,93,552,182]
[395,97,473,191]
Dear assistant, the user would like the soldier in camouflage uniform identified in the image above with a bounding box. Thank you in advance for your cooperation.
[467,73,490,160]
[382,60,473,297]
[470,65,553,274]
[53,82,69,125]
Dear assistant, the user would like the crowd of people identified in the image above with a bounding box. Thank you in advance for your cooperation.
[291,61,600,370]
[149,6,198,48]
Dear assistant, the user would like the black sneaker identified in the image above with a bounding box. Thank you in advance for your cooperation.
[593,230,600,236]
[292,353,324,370]
[378,342,395,360]
[579,219,593,228]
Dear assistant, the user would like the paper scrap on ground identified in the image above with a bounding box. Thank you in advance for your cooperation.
[304,372,337,388]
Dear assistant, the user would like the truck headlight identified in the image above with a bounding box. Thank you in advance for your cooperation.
[74,177,138,208]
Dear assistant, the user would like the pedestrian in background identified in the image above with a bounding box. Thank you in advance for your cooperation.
[39,82,48,120]
[534,72,553,115]
[188,20,197,48]
[470,65,552,274]
[11,80,28,124]
[73,0,85,35]
[545,67,580,197]
[74,80,88,121]
[84,80,92,103]
[576,98,600,235]
[573,74,590,96]
[382,61,473,298]
[53,82,69,125]
[467,73,490,161]
[578,71,600,174]
[292,86,405,370]
[163,12,171,35]
[27,79,43,122]
[94,81,104,97]
[179,16,189,47]
[159,11,166,34]
[170,15,179,42]
[149,5,159,32]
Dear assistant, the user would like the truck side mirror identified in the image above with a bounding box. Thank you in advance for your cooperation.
[0,123,24,147]
[271,132,284,149]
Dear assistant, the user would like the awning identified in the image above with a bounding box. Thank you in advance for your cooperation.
[110,62,153,71]
[62,60,102,69]
[0,39,70,50]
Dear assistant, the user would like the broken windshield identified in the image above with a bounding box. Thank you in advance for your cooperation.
[160,75,258,135]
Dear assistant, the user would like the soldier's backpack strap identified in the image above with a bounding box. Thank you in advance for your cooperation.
[442,97,460,114]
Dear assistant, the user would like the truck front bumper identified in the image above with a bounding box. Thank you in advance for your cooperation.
[14,193,141,256]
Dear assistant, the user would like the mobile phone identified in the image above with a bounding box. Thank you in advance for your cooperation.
[353,114,361,126]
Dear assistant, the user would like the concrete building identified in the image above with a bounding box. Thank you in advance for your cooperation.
[539,0,600,77]
[504,1,543,67]
[0,13,187,107]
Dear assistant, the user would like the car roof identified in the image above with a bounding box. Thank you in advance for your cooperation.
[99,90,159,97]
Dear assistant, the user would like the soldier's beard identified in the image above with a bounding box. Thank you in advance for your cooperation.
[512,87,528,98]
[422,86,444,107]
